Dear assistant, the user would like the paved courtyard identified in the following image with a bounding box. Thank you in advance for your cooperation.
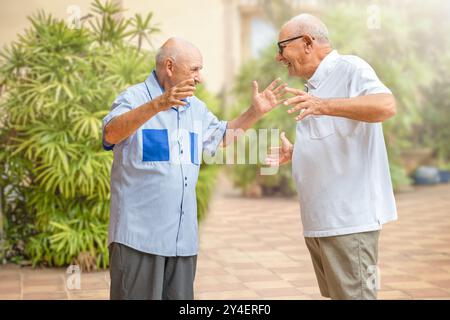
[1,178,450,300]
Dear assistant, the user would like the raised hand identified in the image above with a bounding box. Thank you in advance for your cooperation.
[283,87,327,121]
[157,78,196,111]
[251,78,287,115]
[265,132,294,167]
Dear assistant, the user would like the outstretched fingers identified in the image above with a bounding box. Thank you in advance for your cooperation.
[265,78,282,92]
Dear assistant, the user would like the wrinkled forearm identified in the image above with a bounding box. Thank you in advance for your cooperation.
[222,105,263,147]
[104,99,161,145]
[323,93,396,123]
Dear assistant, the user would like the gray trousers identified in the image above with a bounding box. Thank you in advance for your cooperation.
[109,242,197,300]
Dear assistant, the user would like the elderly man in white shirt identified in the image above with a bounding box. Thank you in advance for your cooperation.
[266,14,397,299]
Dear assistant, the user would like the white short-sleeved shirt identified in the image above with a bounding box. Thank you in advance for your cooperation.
[292,50,397,238]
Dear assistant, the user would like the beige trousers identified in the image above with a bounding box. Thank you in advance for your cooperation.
[305,230,380,300]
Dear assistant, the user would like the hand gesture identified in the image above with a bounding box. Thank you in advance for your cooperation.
[251,78,287,115]
[157,78,196,111]
[265,132,294,167]
[284,87,327,121]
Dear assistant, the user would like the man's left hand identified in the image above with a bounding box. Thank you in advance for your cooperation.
[283,87,328,121]
[251,78,287,116]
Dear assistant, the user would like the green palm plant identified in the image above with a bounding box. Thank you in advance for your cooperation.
[0,0,221,270]
[0,8,119,269]
[89,0,129,45]
[128,13,160,51]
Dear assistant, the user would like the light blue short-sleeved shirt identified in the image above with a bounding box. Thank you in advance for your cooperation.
[102,71,227,256]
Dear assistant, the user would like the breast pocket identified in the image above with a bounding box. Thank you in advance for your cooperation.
[309,116,335,139]
[334,118,363,137]
[142,129,170,161]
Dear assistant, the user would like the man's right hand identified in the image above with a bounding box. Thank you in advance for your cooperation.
[104,79,196,146]
[156,78,196,111]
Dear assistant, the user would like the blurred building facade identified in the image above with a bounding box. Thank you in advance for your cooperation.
[0,0,319,94]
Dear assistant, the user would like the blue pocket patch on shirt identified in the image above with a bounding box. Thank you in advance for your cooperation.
[190,132,199,165]
[142,129,170,161]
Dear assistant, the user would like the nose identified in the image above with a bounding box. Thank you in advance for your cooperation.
[194,72,202,84]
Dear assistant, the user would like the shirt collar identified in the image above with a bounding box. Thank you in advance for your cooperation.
[307,50,340,89]
[144,70,191,112]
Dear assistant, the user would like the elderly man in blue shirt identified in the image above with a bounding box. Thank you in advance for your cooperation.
[102,37,286,300]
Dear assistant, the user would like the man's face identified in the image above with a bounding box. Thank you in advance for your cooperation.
[170,50,203,87]
[275,25,311,79]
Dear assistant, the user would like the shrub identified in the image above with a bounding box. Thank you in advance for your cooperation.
[0,0,220,270]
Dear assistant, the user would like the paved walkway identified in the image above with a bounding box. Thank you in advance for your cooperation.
[1,177,450,300]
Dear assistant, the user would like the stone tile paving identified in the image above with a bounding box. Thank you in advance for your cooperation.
[1,180,449,300]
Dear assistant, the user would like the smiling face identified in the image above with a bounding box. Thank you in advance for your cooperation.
[275,23,319,80]
[156,38,204,90]
[170,48,203,87]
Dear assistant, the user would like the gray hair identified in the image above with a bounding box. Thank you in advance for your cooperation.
[284,14,330,44]
[155,37,199,67]
[155,45,179,67]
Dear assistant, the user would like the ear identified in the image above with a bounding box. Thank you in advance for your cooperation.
[303,34,315,54]
[165,58,175,77]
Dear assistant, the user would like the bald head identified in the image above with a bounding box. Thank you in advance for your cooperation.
[155,37,203,89]
[276,14,333,79]
[283,14,330,44]
[156,37,201,67]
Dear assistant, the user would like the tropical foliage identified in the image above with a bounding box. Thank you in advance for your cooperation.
[0,0,220,269]
[230,0,450,194]
[421,68,450,166]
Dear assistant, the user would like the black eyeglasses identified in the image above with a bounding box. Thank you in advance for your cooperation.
[277,35,309,55]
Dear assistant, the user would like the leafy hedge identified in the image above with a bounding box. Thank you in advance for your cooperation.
[0,0,220,270]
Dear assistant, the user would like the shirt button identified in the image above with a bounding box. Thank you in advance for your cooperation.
[185,177,187,181]
[181,149,183,154]
[185,183,187,187]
